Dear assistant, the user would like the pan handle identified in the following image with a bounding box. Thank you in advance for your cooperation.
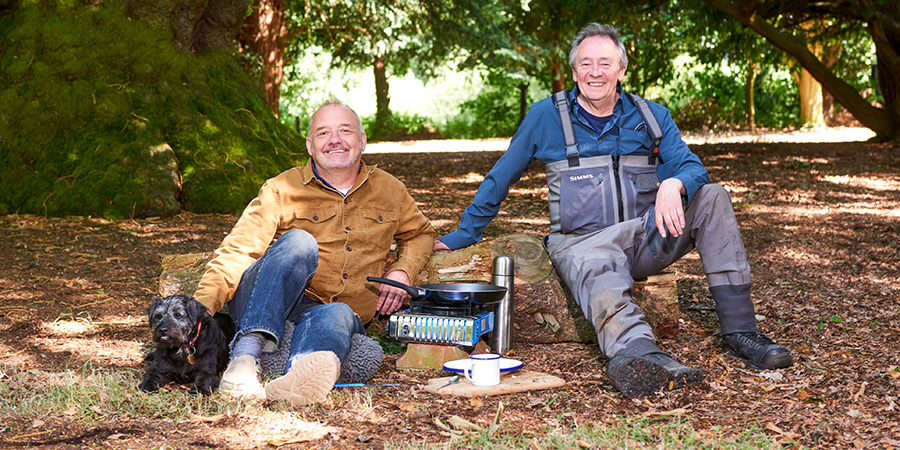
[366,276,424,298]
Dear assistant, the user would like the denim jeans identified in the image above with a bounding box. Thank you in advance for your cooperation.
[227,229,364,372]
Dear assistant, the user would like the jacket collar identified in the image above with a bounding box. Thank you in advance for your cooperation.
[299,160,376,194]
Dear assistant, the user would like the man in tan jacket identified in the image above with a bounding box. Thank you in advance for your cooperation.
[194,101,434,406]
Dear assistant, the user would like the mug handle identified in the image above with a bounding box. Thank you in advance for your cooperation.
[464,363,475,384]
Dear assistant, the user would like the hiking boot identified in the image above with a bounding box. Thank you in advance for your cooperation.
[722,331,793,369]
[265,351,340,407]
[606,352,704,398]
[219,355,264,398]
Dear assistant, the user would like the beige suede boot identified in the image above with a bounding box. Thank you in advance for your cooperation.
[264,351,340,407]
[219,355,264,398]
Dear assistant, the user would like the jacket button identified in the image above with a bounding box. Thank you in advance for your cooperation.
[345,226,351,231]
[346,247,352,252]
[344,199,348,204]
[378,216,383,221]
[313,216,318,221]
[342,273,348,279]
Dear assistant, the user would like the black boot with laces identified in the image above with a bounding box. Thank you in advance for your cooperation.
[722,331,793,369]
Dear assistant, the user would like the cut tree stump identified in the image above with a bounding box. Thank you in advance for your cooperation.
[158,233,680,345]
[418,233,679,344]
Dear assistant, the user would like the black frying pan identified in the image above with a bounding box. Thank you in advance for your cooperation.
[366,277,507,305]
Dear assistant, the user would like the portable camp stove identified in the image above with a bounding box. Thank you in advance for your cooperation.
[387,298,495,347]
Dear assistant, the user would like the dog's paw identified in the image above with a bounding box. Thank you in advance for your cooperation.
[138,379,159,393]
[191,380,217,396]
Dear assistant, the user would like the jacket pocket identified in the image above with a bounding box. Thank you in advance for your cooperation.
[293,206,337,224]
[360,206,398,245]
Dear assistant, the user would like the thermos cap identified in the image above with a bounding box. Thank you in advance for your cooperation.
[491,256,515,276]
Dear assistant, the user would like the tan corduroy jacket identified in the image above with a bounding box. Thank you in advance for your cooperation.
[194,160,435,323]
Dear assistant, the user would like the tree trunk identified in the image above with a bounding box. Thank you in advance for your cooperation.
[518,82,529,126]
[239,0,285,116]
[374,56,391,133]
[799,67,825,128]
[745,60,758,130]
[550,60,566,94]
[126,0,248,53]
[708,0,900,141]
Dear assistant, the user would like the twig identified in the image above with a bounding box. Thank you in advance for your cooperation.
[572,355,603,369]
[852,382,867,401]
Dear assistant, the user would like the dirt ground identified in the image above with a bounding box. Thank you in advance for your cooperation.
[0,135,898,448]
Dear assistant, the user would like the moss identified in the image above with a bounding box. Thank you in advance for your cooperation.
[0,0,306,218]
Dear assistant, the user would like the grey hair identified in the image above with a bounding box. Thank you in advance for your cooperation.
[568,23,628,70]
[307,99,364,139]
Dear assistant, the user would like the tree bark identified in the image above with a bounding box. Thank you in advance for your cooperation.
[126,0,248,53]
[550,60,566,94]
[518,82,529,126]
[239,0,285,116]
[374,56,391,133]
[745,60,758,130]
[799,67,825,128]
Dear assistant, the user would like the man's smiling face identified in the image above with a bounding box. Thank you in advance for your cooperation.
[572,35,626,110]
[306,104,366,171]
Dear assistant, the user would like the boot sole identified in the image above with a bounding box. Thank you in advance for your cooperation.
[607,356,704,398]
[265,351,340,407]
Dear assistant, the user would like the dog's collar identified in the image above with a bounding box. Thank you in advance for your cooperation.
[184,321,201,349]
[180,321,202,365]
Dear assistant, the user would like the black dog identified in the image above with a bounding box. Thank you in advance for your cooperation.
[138,295,233,396]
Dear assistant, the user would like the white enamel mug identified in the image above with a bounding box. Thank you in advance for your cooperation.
[463,353,501,386]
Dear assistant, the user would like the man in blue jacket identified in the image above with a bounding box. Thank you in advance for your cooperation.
[435,23,793,397]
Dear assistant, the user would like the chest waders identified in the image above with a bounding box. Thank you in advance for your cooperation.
[544,92,757,358]
[546,90,662,235]
[542,90,667,357]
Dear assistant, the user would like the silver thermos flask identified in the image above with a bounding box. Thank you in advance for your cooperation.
[490,256,514,354]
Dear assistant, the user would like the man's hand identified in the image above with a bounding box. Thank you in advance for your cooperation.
[376,270,411,315]
[433,239,450,251]
[655,178,686,238]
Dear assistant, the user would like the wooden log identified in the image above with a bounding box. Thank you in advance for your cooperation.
[158,233,679,345]
[419,233,679,343]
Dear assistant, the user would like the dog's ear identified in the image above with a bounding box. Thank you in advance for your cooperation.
[147,296,163,322]
[185,296,209,319]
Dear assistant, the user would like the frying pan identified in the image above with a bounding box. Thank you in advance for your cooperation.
[366,277,507,305]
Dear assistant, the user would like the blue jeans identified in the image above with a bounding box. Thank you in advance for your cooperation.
[227,229,364,372]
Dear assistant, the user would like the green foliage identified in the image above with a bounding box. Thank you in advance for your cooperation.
[362,111,438,142]
[439,82,523,139]
[0,1,305,219]
[665,57,798,131]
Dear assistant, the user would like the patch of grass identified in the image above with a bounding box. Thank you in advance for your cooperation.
[0,362,238,422]
[785,157,819,171]
[387,414,781,449]
[368,326,407,356]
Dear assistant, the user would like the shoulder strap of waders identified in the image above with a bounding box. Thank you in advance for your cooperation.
[552,90,580,167]
[625,92,663,164]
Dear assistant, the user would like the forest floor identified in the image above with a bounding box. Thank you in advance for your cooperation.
[0,129,898,448]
